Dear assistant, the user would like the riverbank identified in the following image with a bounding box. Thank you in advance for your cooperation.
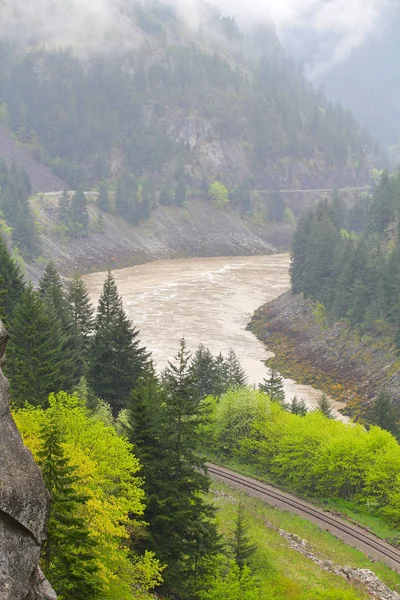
[248,291,400,415]
[27,194,287,281]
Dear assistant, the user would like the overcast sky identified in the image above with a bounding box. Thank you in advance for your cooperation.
[0,0,396,74]
[215,0,395,75]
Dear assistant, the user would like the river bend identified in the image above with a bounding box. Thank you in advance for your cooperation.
[83,255,346,415]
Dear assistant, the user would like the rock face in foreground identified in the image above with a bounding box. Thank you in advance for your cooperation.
[0,321,56,599]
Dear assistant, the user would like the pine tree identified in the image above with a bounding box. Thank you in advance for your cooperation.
[88,271,149,415]
[131,339,220,597]
[67,274,95,352]
[38,411,100,599]
[214,352,229,397]
[289,396,308,416]
[0,235,25,321]
[70,188,89,236]
[232,503,257,570]
[191,344,219,398]
[224,349,248,389]
[58,190,72,224]
[0,163,38,257]
[127,366,165,486]
[97,181,110,213]
[6,286,68,407]
[367,389,399,436]
[317,394,335,419]
[39,262,69,326]
[290,210,313,293]
[39,262,83,387]
[159,184,174,206]
[259,367,285,404]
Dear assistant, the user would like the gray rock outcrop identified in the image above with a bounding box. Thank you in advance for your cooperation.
[0,320,56,599]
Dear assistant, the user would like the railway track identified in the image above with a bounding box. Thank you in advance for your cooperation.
[207,463,400,573]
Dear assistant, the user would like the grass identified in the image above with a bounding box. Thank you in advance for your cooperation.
[207,453,400,546]
[321,498,400,543]
[211,481,400,597]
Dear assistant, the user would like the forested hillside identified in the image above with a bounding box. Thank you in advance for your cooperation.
[2,235,400,599]
[291,171,400,347]
[275,170,400,427]
[0,1,377,222]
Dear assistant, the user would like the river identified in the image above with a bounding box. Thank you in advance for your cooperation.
[83,254,346,416]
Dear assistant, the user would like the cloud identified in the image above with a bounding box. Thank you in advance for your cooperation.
[214,0,395,76]
[0,0,396,72]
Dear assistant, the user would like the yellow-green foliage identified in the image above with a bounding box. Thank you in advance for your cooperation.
[208,389,400,526]
[205,388,271,457]
[13,392,164,600]
[209,181,230,208]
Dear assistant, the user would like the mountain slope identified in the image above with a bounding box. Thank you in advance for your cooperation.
[0,0,379,205]
[0,124,66,193]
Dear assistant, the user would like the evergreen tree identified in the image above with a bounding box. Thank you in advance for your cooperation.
[39,262,69,326]
[367,389,399,437]
[97,181,110,213]
[317,394,335,419]
[214,352,230,397]
[232,503,257,570]
[88,271,149,415]
[6,286,68,407]
[38,411,100,599]
[58,190,72,224]
[67,274,95,352]
[0,235,25,321]
[159,184,174,206]
[127,366,165,489]
[0,162,38,257]
[131,339,220,597]
[224,349,248,389]
[70,188,89,236]
[259,367,285,404]
[191,344,219,398]
[39,262,83,387]
[289,396,308,416]
[290,211,313,294]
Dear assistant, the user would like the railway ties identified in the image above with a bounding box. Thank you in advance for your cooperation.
[207,463,400,574]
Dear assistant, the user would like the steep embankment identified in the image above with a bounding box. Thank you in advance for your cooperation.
[0,321,56,599]
[0,125,66,193]
[249,291,400,414]
[28,194,275,280]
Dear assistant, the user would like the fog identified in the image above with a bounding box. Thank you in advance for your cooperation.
[0,0,396,73]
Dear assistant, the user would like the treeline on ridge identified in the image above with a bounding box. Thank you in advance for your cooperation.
[291,171,400,348]
[0,0,375,199]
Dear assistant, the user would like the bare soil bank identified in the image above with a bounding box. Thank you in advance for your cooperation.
[248,291,400,413]
[28,195,279,280]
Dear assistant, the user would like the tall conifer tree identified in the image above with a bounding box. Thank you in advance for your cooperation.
[88,271,148,414]
[0,235,25,321]
[224,349,247,389]
[6,286,68,407]
[67,274,94,352]
[39,262,83,387]
[259,367,285,404]
[130,339,220,597]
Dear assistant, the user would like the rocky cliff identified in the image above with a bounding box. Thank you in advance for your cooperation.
[0,321,56,599]
[249,292,400,414]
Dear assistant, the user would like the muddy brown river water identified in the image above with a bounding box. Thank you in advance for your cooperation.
[83,254,347,417]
